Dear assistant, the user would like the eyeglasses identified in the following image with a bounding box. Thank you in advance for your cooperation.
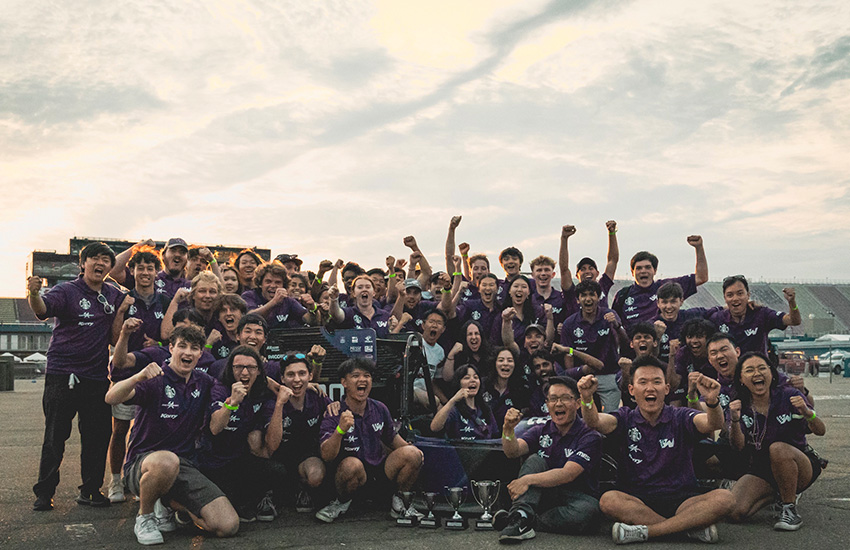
[233,365,259,372]
[546,395,577,404]
[282,353,307,361]
[741,365,770,375]
[97,292,115,314]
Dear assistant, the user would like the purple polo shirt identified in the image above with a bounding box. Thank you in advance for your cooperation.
[242,289,309,329]
[122,347,215,379]
[444,403,498,440]
[399,300,439,332]
[520,417,602,495]
[528,384,549,417]
[481,379,529,431]
[241,289,265,310]
[279,390,332,457]
[459,282,480,303]
[560,308,621,375]
[609,405,701,497]
[124,290,171,353]
[708,306,786,355]
[532,287,570,327]
[124,365,220,469]
[320,398,397,467]
[490,304,546,347]
[735,385,809,452]
[614,275,697,332]
[41,276,126,381]
[125,267,190,299]
[334,306,393,338]
[598,273,614,308]
[197,388,276,470]
[667,346,713,403]
[655,306,717,364]
[457,299,501,344]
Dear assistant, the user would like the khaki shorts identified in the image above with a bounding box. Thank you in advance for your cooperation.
[111,402,136,421]
[124,452,225,517]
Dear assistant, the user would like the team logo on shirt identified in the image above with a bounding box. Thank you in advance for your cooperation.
[598,328,610,336]
[482,392,492,403]
[283,417,292,428]
[625,297,634,306]
[573,327,584,337]
[376,321,388,328]
[659,438,675,449]
[253,403,261,413]
[741,415,753,428]
[471,311,481,320]
[719,393,730,408]
[79,298,91,310]
[372,422,384,432]
[744,328,759,336]
[650,294,658,302]
[307,417,319,426]
[191,389,201,399]
[353,315,362,324]
[719,324,730,333]
[128,305,137,316]
[628,427,641,442]
[155,312,164,319]
[539,434,552,448]
[156,280,165,288]
[276,314,289,323]
[464,288,472,297]
[661,334,669,343]
[165,401,178,409]
[165,385,176,399]
[777,414,792,425]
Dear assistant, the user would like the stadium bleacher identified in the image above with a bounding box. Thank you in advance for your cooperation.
[808,286,850,331]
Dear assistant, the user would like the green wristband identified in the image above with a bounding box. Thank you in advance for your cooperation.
[687,395,699,404]
[205,344,213,349]
[580,398,593,409]
[452,272,462,277]
[223,402,238,411]
[336,425,346,435]
[502,434,515,441]
[807,411,816,421]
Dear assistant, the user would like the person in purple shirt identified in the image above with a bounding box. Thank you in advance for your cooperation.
[559,221,619,309]
[442,320,496,382]
[611,235,708,333]
[616,322,660,410]
[481,348,530,430]
[316,358,424,523]
[666,318,716,406]
[268,351,332,513]
[232,248,263,292]
[430,365,498,440]
[455,273,501,343]
[328,275,394,338]
[105,325,238,545]
[242,263,315,329]
[109,238,192,299]
[206,313,279,382]
[220,264,242,295]
[494,376,602,542]
[495,247,529,302]
[560,280,624,413]
[652,282,719,365]
[727,352,826,531]
[578,357,734,544]
[494,275,549,348]
[198,346,287,523]
[526,349,557,418]
[387,278,438,333]
[27,242,126,511]
[160,272,222,341]
[206,293,248,361]
[530,255,569,326]
[708,275,802,356]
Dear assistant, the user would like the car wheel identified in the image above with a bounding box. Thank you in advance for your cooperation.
[834,364,843,375]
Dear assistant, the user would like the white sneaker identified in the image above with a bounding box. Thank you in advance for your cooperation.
[390,494,405,518]
[687,524,719,543]
[134,513,164,545]
[108,480,126,503]
[315,499,351,523]
[612,522,649,544]
[153,499,177,533]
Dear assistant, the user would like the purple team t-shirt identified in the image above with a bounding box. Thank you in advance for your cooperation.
[457,299,501,344]
[334,306,393,338]
[560,308,621,375]
[124,365,220,469]
[655,306,717,364]
[735,385,809,452]
[41,276,126,381]
[520,417,602,495]
[320,398,397,467]
[614,275,697,332]
[608,405,701,497]
[444,403,498,440]
[532,287,570,327]
[708,306,786,356]
[123,290,171,353]
[124,267,190,299]
[278,390,333,458]
[197,387,276,470]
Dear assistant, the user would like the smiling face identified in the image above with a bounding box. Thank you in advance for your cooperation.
[82,253,113,286]
[404,287,422,309]
[287,278,307,299]
[471,259,490,284]
[576,263,599,282]
[422,313,446,345]
[261,273,285,302]
[133,260,158,291]
[238,254,258,284]
[342,367,372,404]
[532,357,554,380]
[524,329,544,353]
[169,337,202,377]
[192,281,219,313]
[495,350,515,382]
[218,304,243,335]
[353,277,375,309]
[707,338,739,379]
[163,247,188,277]
[532,264,554,288]
[546,383,579,428]
[221,269,240,293]
[283,361,311,398]
[459,368,480,398]
[723,281,749,318]
[509,278,530,307]
[478,277,497,303]
[465,324,481,353]
[578,290,600,314]
[739,355,772,398]
[630,333,657,358]
[632,260,656,288]
[237,323,266,351]
[500,254,521,277]
[686,333,708,357]
[657,296,683,321]
[231,353,260,390]
[629,365,669,416]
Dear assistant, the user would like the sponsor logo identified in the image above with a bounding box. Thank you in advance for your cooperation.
[160,413,178,419]
[719,393,730,408]
[128,305,137,316]
[230,414,240,423]
[565,448,574,457]
[659,438,675,449]
[79,312,93,318]
[471,311,481,320]
[165,385,176,399]
[625,297,634,306]
[573,327,584,337]
[156,280,165,288]
[719,324,729,333]
[253,403,261,413]
[78,322,94,327]
[539,434,553,448]
[191,389,200,399]
[372,422,384,432]
[155,312,164,319]
[628,428,641,442]
[353,315,362,324]
[661,334,669,343]
[742,415,753,428]
[462,425,474,432]
[165,401,178,409]
[744,328,758,337]
[464,288,472,297]
[576,451,591,461]
[283,417,292,428]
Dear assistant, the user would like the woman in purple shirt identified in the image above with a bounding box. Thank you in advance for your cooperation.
[430,365,498,440]
[442,320,494,382]
[728,352,826,532]
[481,347,530,432]
[494,275,546,347]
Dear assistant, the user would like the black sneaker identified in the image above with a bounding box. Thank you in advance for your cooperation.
[33,495,54,511]
[295,489,313,513]
[76,490,110,507]
[492,509,511,531]
[499,513,535,544]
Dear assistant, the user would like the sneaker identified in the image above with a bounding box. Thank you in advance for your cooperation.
[687,524,719,543]
[315,499,351,523]
[295,489,313,513]
[612,523,649,544]
[174,509,192,527]
[76,490,110,508]
[499,513,536,543]
[257,493,277,522]
[108,480,126,503]
[33,495,54,512]
[492,509,510,531]
[134,513,165,545]
[390,494,406,518]
[774,503,803,531]
[154,499,177,533]
[238,504,257,523]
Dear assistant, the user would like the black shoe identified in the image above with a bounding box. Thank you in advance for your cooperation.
[76,490,111,507]
[33,495,54,511]
[492,509,511,531]
[499,513,536,544]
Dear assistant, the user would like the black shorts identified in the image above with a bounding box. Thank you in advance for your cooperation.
[635,489,702,519]
[331,455,391,496]
[747,446,822,491]
[124,452,225,517]
[273,444,321,474]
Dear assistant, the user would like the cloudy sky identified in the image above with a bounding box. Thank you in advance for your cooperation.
[2,0,849,296]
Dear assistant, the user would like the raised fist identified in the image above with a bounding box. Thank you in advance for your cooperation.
[449,216,462,229]
[403,236,418,250]
[562,225,577,238]
[458,242,470,256]
[339,410,355,432]
[605,220,617,233]
[686,235,703,248]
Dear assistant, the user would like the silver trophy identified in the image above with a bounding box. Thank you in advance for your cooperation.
[419,492,439,528]
[470,480,501,530]
[395,491,418,527]
[443,486,467,530]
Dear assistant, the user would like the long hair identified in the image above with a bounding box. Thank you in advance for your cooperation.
[501,275,535,323]
[451,364,496,437]
[732,351,780,410]
[487,346,527,397]
[221,345,268,402]
[457,319,494,367]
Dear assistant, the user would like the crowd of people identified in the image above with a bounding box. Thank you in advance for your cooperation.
[25,216,826,545]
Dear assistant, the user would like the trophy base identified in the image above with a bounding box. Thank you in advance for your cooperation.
[419,517,438,529]
[396,517,418,527]
[443,517,467,530]
[474,520,494,531]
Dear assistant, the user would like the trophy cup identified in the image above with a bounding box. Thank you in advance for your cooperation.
[470,480,501,530]
[395,491,418,527]
[419,492,439,528]
[443,486,467,530]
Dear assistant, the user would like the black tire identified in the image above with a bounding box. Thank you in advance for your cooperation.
[834,364,843,375]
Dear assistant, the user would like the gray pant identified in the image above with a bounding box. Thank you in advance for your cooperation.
[596,373,621,414]
[511,454,600,534]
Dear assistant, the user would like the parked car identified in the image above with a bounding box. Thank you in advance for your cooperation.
[778,351,817,375]
[814,350,847,375]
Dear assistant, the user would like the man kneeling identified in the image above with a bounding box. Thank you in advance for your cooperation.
[317,357,424,522]
[579,357,734,544]
[106,326,238,545]
[496,376,602,543]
